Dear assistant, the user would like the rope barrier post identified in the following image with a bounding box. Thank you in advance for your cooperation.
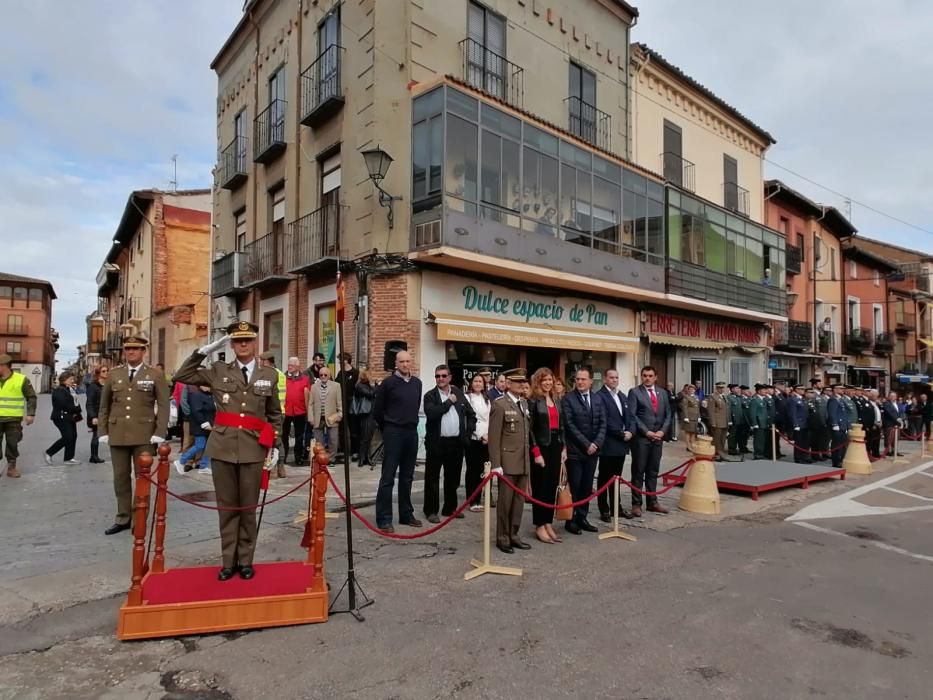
[679,435,720,514]
[893,428,908,465]
[127,452,154,607]
[465,463,522,581]
[771,424,777,462]
[842,425,872,476]
[599,476,637,542]
[151,444,171,574]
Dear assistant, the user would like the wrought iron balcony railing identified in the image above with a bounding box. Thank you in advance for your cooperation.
[285,204,342,273]
[254,99,287,164]
[300,44,345,127]
[660,152,695,193]
[565,96,610,151]
[459,38,524,109]
[896,310,916,331]
[873,331,895,354]
[212,251,248,297]
[723,181,750,217]
[220,135,248,190]
[818,330,837,354]
[846,327,874,354]
[241,232,290,287]
[786,244,802,275]
[773,320,812,351]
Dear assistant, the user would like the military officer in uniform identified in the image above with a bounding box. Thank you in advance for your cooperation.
[826,383,850,469]
[738,385,753,454]
[841,385,859,426]
[174,321,283,581]
[750,384,771,460]
[98,337,171,535]
[709,381,729,461]
[788,385,810,463]
[727,384,745,457]
[764,385,777,458]
[487,368,535,554]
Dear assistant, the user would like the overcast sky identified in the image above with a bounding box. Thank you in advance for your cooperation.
[0,0,930,368]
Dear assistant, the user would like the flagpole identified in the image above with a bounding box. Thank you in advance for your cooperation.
[328,263,373,622]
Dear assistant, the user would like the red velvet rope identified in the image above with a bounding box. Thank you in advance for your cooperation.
[776,431,850,455]
[143,473,312,512]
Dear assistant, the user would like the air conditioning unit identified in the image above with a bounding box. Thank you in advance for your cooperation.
[211,297,238,335]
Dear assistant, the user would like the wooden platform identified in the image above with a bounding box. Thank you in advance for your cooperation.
[117,561,328,640]
[663,460,845,500]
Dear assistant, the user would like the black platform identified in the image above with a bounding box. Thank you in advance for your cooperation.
[663,460,845,500]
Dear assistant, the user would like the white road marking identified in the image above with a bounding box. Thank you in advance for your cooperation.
[787,460,933,521]
[917,471,933,479]
[882,486,933,502]
[794,521,933,564]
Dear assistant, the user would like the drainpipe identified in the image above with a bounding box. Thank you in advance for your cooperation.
[812,206,828,363]
[292,0,304,360]
[248,7,261,324]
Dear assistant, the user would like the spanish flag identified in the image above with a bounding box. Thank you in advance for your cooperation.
[335,271,346,323]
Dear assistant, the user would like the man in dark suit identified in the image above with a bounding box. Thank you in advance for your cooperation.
[422,364,475,522]
[595,369,633,522]
[882,391,903,457]
[863,389,882,459]
[561,367,606,534]
[627,365,672,517]
[787,385,810,464]
[826,384,850,469]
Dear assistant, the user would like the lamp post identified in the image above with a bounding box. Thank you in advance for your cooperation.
[361,146,403,229]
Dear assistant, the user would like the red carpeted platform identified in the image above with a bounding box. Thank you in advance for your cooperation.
[143,562,316,605]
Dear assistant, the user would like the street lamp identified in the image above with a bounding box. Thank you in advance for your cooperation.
[361,146,403,229]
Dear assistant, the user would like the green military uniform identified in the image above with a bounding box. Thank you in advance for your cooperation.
[0,355,38,478]
[727,388,747,456]
[174,322,283,573]
[841,393,859,425]
[764,392,776,458]
[709,385,729,459]
[739,389,753,453]
[750,389,771,459]
[98,338,170,529]
[487,368,531,551]
[811,393,830,459]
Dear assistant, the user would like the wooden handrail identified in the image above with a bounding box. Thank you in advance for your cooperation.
[151,444,172,573]
[128,452,154,607]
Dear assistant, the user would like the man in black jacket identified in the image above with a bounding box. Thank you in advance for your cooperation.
[561,367,606,534]
[595,369,633,522]
[882,391,903,457]
[422,364,475,522]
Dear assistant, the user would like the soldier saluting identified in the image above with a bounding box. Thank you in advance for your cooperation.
[98,337,171,535]
[174,321,283,581]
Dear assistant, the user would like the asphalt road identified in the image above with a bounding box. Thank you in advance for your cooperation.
[1,396,931,699]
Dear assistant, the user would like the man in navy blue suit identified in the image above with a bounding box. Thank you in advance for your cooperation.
[561,367,606,534]
[595,368,633,522]
[787,385,810,464]
[627,366,672,516]
[826,383,851,468]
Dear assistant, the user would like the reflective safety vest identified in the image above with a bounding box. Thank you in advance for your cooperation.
[275,368,287,412]
[0,373,26,418]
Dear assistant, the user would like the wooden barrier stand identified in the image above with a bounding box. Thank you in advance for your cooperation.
[117,444,329,640]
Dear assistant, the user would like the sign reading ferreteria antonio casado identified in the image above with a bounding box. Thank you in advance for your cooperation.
[422,271,638,351]
[644,311,764,345]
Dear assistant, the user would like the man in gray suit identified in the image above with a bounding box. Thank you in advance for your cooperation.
[627,365,673,517]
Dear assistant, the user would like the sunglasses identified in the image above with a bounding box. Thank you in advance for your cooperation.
[435,373,449,379]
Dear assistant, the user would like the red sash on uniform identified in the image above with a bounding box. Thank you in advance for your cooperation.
[214,412,276,448]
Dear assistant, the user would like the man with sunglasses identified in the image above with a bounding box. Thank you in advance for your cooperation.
[174,321,283,581]
[422,364,475,523]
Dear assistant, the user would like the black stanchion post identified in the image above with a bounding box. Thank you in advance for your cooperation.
[328,268,374,621]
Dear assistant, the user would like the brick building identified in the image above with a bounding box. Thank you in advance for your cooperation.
[95,189,212,372]
[0,273,58,392]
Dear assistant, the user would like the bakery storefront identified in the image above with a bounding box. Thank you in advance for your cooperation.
[642,310,768,390]
[420,271,640,390]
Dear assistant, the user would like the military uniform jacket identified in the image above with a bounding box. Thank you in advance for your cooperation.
[728,394,747,425]
[680,394,700,424]
[487,393,531,476]
[841,396,859,424]
[174,352,283,464]
[765,396,776,425]
[709,392,729,429]
[749,395,769,429]
[98,364,170,446]
[787,395,808,430]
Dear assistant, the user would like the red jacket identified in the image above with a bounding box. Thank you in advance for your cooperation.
[284,373,310,416]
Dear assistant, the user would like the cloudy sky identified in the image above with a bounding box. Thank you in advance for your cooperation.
[0,0,930,367]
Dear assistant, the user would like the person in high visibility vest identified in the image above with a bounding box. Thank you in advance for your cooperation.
[259,351,287,479]
[0,353,38,478]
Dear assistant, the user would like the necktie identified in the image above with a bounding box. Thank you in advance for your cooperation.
[241,366,249,384]
[583,393,590,410]
[129,368,136,382]
[649,387,658,412]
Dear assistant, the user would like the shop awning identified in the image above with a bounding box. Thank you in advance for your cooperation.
[769,350,824,360]
[648,335,732,350]
[919,338,933,348]
[737,346,768,354]
[429,313,641,353]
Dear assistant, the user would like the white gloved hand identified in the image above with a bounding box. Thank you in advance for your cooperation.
[832,426,840,432]
[264,448,280,470]
[793,427,800,432]
[198,335,230,356]
[491,467,504,477]
[200,422,212,430]
[150,435,166,444]
[98,435,109,445]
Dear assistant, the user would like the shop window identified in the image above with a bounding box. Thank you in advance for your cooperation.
[446,342,519,388]
[565,350,613,392]
[264,310,284,369]
[730,360,750,388]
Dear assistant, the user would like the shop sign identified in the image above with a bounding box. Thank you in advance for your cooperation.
[645,312,762,345]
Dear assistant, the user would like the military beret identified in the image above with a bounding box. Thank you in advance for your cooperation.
[715,381,727,387]
[727,383,737,389]
[502,367,528,382]
[122,336,149,349]
[227,320,259,339]
[754,383,764,391]
[259,351,276,361]
[739,385,749,390]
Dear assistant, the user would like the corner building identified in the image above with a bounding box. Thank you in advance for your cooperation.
[211,0,786,389]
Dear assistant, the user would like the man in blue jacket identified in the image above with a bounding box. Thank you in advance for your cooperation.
[174,385,215,475]
[826,383,851,468]
[595,369,633,522]
[787,385,810,464]
[561,367,607,534]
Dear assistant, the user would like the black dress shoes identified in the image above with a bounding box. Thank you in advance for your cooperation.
[511,540,531,550]
[104,522,131,536]
[401,518,424,528]
[218,567,237,581]
[565,522,582,535]
[579,520,599,533]
[239,565,255,580]
[497,543,514,554]
[89,457,106,464]
[619,508,635,520]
